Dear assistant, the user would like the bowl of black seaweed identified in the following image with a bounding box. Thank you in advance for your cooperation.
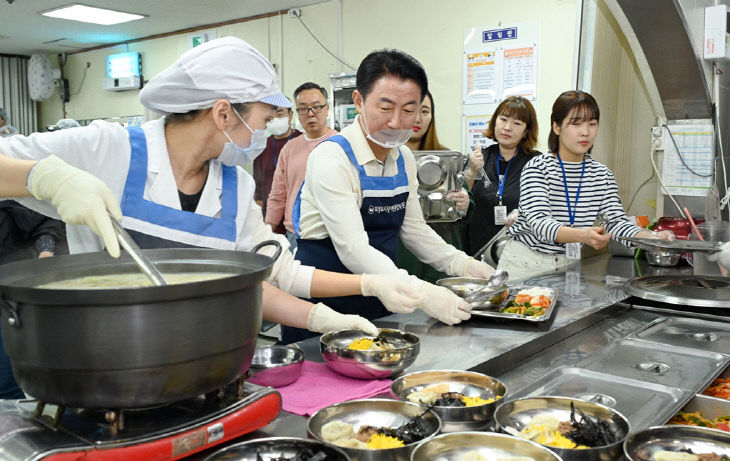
[202,436,351,460]
[494,396,630,461]
[307,398,440,461]
[390,370,506,432]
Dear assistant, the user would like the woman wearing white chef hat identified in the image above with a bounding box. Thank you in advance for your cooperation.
[0,36,430,336]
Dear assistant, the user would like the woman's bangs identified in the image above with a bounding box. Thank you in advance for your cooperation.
[567,102,599,123]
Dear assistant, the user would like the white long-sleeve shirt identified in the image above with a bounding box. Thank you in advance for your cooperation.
[0,119,314,297]
[508,153,642,254]
[297,115,472,277]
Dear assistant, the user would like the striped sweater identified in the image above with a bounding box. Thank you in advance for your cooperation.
[507,153,641,254]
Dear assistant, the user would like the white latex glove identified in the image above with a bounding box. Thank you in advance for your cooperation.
[446,189,469,214]
[306,302,379,336]
[646,229,676,242]
[30,155,122,258]
[504,209,519,228]
[463,258,496,278]
[707,241,730,268]
[418,282,472,325]
[465,147,484,180]
[361,274,421,314]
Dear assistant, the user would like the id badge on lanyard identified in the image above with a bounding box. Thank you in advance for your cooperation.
[557,153,585,261]
[494,157,513,225]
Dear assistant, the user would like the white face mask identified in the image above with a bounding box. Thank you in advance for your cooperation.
[360,111,412,149]
[218,109,268,167]
[267,116,291,136]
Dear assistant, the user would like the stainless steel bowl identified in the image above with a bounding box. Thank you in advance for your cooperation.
[247,345,304,388]
[320,329,420,380]
[410,431,563,461]
[435,277,508,308]
[646,249,681,267]
[624,425,730,460]
[391,370,507,432]
[308,398,441,461]
[202,436,351,460]
[494,396,631,461]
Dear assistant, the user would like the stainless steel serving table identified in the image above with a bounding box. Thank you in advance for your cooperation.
[190,252,726,459]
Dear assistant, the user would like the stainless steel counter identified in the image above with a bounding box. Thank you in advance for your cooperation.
[191,253,715,459]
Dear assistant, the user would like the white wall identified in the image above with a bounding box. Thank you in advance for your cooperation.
[40,0,582,155]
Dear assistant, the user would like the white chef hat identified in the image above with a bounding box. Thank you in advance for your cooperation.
[139,36,291,115]
[56,118,81,130]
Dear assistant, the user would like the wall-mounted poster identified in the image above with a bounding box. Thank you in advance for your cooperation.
[502,45,537,100]
[463,51,498,104]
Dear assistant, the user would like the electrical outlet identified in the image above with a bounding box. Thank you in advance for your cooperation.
[288,8,301,18]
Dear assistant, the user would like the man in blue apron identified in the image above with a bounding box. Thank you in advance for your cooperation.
[286,49,496,343]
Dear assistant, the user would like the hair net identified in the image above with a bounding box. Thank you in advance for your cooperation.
[56,118,81,130]
[139,36,291,115]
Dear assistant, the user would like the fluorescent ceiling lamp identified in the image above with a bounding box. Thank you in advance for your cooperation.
[41,4,144,25]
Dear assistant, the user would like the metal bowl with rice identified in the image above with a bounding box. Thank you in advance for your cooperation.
[494,396,630,461]
[410,431,563,460]
[390,370,506,432]
[320,329,420,380]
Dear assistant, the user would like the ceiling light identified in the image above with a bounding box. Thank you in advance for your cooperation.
[40,4,145,25]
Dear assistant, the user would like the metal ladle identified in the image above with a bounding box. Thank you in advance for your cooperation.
[110,218,168,286]
[464,269,509,304]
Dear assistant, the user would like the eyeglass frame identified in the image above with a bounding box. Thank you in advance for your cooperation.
[295,104,328,115]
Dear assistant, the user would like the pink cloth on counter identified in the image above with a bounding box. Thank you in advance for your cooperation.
[277,360,392,416]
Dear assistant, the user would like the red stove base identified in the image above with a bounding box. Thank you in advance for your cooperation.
[40,391,282,461]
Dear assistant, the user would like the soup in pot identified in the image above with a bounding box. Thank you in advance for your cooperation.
[37,272,231,289]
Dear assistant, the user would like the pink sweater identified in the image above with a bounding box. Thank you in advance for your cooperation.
[265,129,338,233]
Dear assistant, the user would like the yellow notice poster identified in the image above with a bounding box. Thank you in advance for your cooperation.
[463,51,498,104]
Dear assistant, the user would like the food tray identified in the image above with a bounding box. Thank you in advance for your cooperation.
[577,339,729,391]
[623,236,725,253]
[508,367,692,431]
[631,317,730,356]
[411,431,562,461]
[470,285,558,322]
[675,393,730,423]
[202,437,350,461]
[624,425,730,460]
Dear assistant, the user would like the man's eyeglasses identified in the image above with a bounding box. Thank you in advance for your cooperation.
[296,104,327,115]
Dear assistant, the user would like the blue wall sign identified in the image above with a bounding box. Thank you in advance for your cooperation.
[482,27,517,43]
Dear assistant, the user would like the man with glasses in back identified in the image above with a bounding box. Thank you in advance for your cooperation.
[265,82,337,251]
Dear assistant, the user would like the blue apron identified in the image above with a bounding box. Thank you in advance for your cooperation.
[283,135,409,344]
[121,126,239,249]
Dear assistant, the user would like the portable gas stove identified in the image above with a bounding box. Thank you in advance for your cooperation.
[0,379,281,461]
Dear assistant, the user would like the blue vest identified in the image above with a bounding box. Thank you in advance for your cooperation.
[121,126,238,248]
[284,135,409,343]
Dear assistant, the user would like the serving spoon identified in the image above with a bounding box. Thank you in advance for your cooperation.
[110,218,168,286]
[464,269,509,304]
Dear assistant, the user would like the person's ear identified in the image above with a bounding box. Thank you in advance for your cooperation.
[352,90,364,114]
[211,99,234,130]
[552,121,560,136]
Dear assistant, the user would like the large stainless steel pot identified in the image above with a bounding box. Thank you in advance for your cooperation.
[0,243,280,409]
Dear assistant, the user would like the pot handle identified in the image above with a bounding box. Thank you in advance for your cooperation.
[252,239,282,262]
[0,298,21,328]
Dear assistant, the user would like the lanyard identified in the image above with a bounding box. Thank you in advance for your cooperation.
[495,154,514,205]
[556,152,585,226]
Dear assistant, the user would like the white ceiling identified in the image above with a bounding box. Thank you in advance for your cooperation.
[0,0,327,56]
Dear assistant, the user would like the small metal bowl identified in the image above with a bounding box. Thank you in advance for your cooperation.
[308,398,441,461]
[624,425,730,460]
[390,370,507,432]
[411,431,563,461]
[203,436,351,460]
[436,277,508,308]
[247,345,304,388]
[320,329,420,380]
[494,396,631,461]
[646,249,681,267]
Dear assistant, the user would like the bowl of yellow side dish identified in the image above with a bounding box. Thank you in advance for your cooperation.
[320,329,420,380]
[494,396,630,461]
[390,370,507,432]
[307,398,440,461]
